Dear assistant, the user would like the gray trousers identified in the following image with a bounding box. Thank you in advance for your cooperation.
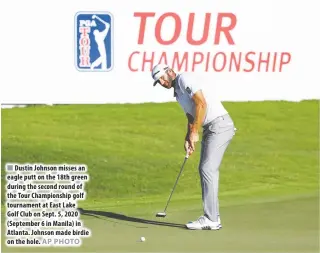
[199,114,235,222]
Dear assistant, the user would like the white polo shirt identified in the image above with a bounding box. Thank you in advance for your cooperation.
[174,72,228,126]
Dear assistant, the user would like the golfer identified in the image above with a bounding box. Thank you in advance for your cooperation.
[151,64,236,230]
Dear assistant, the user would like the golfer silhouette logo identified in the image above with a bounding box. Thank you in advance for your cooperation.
[75,12,113,72]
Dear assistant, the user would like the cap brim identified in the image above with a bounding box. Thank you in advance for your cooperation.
[153,80,158,86]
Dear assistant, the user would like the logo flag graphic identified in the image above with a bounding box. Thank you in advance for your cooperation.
[75,12,113,71]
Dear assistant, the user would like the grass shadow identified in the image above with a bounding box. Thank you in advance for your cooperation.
[78,208,186,229]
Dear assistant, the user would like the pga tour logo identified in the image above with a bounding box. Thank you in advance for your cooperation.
[75,12,113,71]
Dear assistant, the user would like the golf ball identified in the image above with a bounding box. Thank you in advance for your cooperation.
[140,237,145,242]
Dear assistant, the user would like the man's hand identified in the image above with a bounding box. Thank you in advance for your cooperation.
[184,140,194,156]
[185,129,199,156]
[189,129,199,153]
[184,140,190,154]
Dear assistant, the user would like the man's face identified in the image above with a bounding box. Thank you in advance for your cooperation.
[157,70,174,89]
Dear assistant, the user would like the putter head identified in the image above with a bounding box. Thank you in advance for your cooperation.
[156,212,166,218]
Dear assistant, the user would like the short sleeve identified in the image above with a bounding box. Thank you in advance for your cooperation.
[179,73,202,97]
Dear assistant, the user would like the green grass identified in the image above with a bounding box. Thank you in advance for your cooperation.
[1,101,319,252]
[1,195,318,253]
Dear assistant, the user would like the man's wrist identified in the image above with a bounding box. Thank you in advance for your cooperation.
[190,125,198,134]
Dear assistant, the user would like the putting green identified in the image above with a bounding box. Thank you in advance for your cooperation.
[2,193,318,253]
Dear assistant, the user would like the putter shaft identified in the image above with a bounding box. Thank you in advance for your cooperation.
[162,155,188,214]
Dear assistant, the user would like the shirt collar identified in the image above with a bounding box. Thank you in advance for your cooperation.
[173,74,181,97]
[173,79,177,97]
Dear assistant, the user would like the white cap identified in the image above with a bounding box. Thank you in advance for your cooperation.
[151,64,169,86]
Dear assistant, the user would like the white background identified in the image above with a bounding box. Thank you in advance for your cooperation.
[0,0,319,104]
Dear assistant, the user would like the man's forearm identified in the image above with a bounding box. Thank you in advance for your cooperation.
[185,114,194,140]
[191,102,206,133]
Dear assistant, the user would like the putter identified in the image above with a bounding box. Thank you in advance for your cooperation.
[156,151,189,218]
